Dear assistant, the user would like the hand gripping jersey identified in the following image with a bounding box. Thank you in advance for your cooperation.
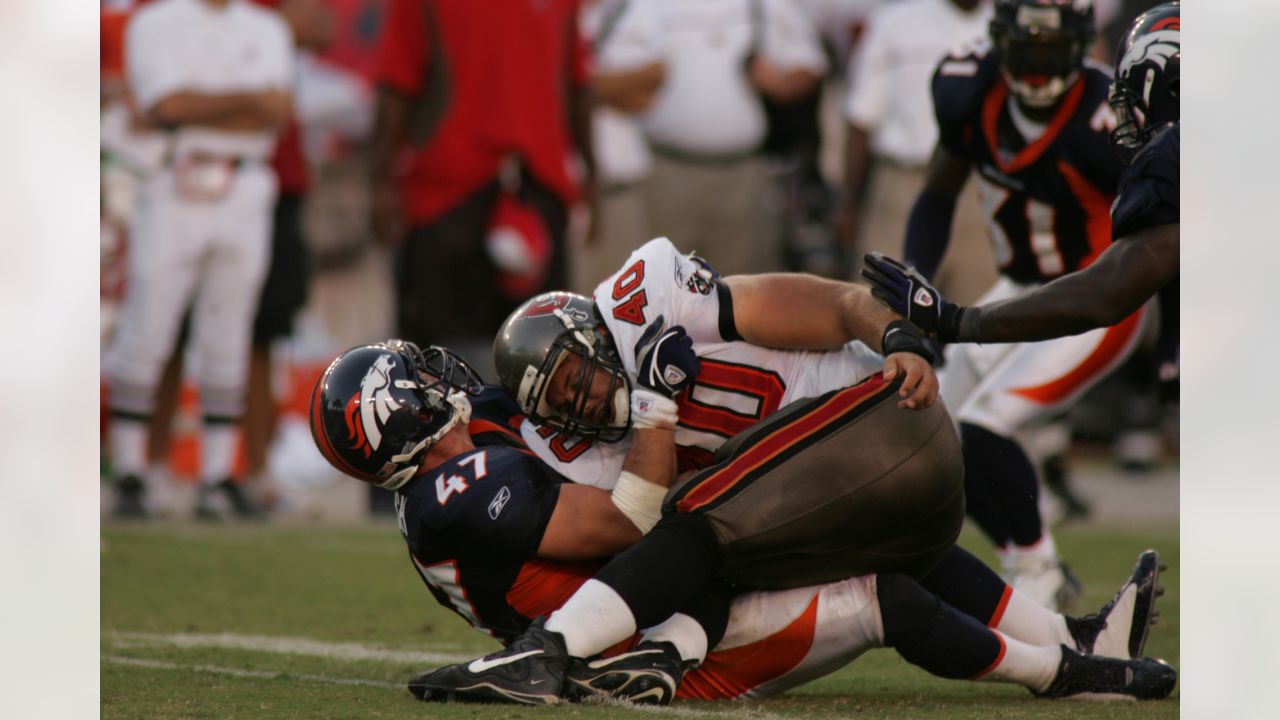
[521,237,884,486]
[1113,123,1180,390]
[933,44,1125,284]
[395,386,601,642]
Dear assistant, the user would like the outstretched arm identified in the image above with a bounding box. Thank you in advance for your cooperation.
[722,274,939,409]
[863,223,1179,343]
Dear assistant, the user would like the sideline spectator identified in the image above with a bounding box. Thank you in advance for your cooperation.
[370,0,595,379]
[606,0,827,276]
[838,0,993,301]
[104,0,294,518]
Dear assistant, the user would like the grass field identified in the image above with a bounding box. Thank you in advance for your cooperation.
[101,520,1179,719]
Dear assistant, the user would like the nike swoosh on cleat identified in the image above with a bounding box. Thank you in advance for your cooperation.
[468,650,544,674]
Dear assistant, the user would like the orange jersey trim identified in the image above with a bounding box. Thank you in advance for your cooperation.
[678,592,822,700]
[983,78,1085,176]
[1056,159,1115,269]
[1010,309,1144,405]
[505,558,602,621]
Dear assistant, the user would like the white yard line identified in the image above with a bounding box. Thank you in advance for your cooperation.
[102,654,401,689]
[106,631,474,664]
[104,632,793,719]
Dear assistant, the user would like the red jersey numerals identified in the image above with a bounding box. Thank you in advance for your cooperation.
[611,260,648,326]
[535,425,594,463]
[675,359,785,439]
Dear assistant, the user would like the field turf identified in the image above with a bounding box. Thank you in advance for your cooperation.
[102,520,1179,719]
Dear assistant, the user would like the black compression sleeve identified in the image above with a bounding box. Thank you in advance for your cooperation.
[714,280,743,342]
[903,190,958,281]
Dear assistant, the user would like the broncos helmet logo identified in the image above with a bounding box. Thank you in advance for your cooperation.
[1121,29,1179,76]
[343,354,401,457]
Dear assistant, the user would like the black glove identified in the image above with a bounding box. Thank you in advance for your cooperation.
[862,252,965,343]
[636,325,701,399]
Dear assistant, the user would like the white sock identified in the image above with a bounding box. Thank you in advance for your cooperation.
[200,424,239,485]
[545,579,637,658]
[974,631,1061,693]
[1006,532,1057,564]
[640,613,708,664]
[110,419,149,477]
[992,585,1073,647]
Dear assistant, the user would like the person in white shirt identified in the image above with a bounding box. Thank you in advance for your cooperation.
[572,0,663,295]
[105,0,294,519]
[600,0,828,276]
[838,0,993,302]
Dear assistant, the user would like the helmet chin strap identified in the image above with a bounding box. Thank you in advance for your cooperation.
[380,391,473,491]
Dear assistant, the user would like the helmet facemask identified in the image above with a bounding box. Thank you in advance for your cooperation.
[991,2,1094,109]
[515,308,631,443]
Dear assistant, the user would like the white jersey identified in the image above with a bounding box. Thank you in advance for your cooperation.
[522,237,883,489]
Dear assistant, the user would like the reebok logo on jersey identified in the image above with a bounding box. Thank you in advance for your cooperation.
[913,288,935,308]
[488,486,511,520]
[467,649,544,674]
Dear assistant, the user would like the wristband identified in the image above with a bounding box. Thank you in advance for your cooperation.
[611,470,667,533]
[631,388,679,430]
[881,320,936,365]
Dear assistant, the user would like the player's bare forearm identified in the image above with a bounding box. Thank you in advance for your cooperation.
[621,428,678,489]
[370,87,412,180]
[749,59,820,103]
[725,274,900,352]
[277,0,335,50]
[962,224,1179,342]
[568,84,596,186]
[539,484,643,561]
[593,62,666,113]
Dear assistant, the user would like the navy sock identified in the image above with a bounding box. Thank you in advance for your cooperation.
[918,546,1009,625]
[877,572,1003,680]
[960,422,1043,547]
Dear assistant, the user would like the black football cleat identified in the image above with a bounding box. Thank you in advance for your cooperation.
[1067,549,1162,658]
[112,474,149,519]
[1037,645,1176,700]
[408,619,569,705]
[564,641,688,705]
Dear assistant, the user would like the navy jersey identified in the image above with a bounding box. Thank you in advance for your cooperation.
[1113,124,1180,391]
[394,386,601,642]
[932,47,1126,284]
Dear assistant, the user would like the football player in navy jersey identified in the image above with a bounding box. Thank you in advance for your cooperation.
[311,334,1174,706]
[863,2,1179,396]
[864,0,1153,611]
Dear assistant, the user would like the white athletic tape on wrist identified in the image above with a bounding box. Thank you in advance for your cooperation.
[611,471,667,533]
[630,388,679,430]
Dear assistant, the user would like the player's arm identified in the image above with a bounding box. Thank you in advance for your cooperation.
[723,274,939,408]
[147,90,292,131]
[902,143,969,279]
[961,224,1179,341]
[538,484,643,562]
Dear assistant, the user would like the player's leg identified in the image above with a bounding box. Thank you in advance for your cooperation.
[103,174,202,517]
[190,165,274,518]
[876,571,1175,699]
[952,309,1145,609]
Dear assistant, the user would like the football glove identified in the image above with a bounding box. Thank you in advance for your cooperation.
[862,252,965,343]
[881,320,937,365]
[635,324,701,399]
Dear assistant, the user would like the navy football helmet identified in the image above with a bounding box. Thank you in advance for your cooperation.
[493,292,631,442]
[1109,2,1179,150]
[990,0,1096,107]
[310,340,483,489]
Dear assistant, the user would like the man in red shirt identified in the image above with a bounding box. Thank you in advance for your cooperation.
[370,0,595,376]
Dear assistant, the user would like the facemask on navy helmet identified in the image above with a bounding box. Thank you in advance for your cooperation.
[309,340,483,489]
[991,0,1096,108]
[1109,2,1179,152]
[494,292,631,442]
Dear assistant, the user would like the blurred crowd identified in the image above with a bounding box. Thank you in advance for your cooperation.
[99,0,1174,521]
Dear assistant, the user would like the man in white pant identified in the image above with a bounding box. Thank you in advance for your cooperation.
[105,0,294,518]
